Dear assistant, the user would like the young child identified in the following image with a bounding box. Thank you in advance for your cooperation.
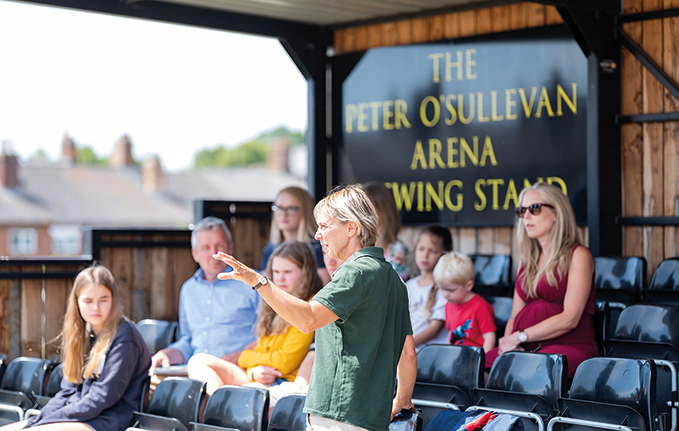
[434,252,497,352]
[405,225,453,349]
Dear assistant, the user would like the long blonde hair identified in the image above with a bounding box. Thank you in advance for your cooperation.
[270,187,318,245]
[62,265,124,383]
[259,241,323,338]
[516,182,581,298]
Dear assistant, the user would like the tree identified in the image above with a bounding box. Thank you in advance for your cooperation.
[77,146,108,165]
[29,148,49,161]
[192,126,304,169]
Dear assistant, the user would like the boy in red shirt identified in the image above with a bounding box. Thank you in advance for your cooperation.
[434,252,497,352]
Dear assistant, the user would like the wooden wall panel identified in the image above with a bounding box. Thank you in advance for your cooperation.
[0,279,10,355]
[21,277,43,358]
[663,0,679,259]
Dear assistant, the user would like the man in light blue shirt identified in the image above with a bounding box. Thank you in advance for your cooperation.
[148,217,260,373]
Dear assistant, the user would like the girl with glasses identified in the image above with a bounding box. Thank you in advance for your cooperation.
[261,186,331,284]
[485,182,598,378]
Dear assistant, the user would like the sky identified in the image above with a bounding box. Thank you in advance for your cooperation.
[0,0,308,172]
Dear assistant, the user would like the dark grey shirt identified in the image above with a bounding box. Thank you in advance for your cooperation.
[26,319,151,431]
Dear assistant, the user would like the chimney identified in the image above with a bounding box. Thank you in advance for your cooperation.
[142,155,164,194]
[109,135,135,168]
[61,134,77,164]
[266,137,289,172]
[0,141,19,188]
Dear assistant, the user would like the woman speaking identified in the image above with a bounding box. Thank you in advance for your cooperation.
[214,185,416,431]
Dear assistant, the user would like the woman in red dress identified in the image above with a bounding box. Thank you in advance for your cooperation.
[485,182,598,378]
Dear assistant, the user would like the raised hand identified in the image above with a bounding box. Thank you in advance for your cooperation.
[212,252,260,287]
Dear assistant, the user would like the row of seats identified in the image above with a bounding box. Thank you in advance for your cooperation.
[0,357,59,424]
[414,304,679,430]
[128,378,306,431]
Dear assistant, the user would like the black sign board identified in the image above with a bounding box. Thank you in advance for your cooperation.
[339,31,587,226]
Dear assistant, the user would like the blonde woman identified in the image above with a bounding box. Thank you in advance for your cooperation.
[485,182,598,377]
[2,266,151,431]
[261,186,330,284]
[188,241,322,395]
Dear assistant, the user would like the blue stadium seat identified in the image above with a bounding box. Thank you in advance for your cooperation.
[548,357,658,431]
[594,256,646,305]
[0,357,55,425]
[412,344,483,427]
[127,377,207,431]
[469,255,512,297]
[644,258,679,305]
[189,385,268,431]
[136,320,180,355]
[485,296,513,337]
[267,394,306,431]
[471,351,568,431]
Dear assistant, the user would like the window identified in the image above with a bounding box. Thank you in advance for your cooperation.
[49,224,81,255]
[8,228,38,255]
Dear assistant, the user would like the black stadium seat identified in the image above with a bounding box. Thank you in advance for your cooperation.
[127,377,207,431]
[471,351,568,431]
[469,255,512,297]
[412,345,484,427]
[0,357,55,425]
[644,258,679,305]
[593,256,646,305]
[25,363,64,419]
[485,296,513,336]
[189,385,268,431]
[548,357,659,431]
[136,320,180,355]
[603,304,679,431]
[267,394,306,431]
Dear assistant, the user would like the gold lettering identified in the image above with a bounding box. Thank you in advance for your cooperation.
[446,51,463,81]
[460,137,478,167]
[487,179,505,210]
[535,87,554,118]
[557,84,577,116]
[503,179,518,210]
[445,180,464,211]
[491,91,504,121]
[466,49,477,79]
[518,87,537,119]
[395,100,412,129]
[428,139,445,169]
[420,96,441,127]
[357,103,369,132]
[383,100,394,130]
[505,89,517,120]
[477,92,490,123]
[367,101,382,131]
[417,182,424,212]
[458,93,474,124]
[345,104,357,133]
[410,140,427,170]
[388,182,416,211]
[444,94,457,125]
[428,53,444,83]
[425,181,445,211]
[446,138,459,168]
[474,179,487,211]
[547,177,568,194]
[480,136,498,166]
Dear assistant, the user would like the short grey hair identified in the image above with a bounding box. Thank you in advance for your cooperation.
[314,185,379,248]
[191,216,232,249]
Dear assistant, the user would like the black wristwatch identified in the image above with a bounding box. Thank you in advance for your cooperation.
[252,276,268,291]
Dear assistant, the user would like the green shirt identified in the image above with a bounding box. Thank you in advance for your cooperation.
[304,247,413,431]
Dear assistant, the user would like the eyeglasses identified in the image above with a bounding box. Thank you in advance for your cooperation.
[515,203,555,218]
[271,205,300,216]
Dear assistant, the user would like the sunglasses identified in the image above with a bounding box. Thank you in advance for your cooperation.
[515,203,554,218]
